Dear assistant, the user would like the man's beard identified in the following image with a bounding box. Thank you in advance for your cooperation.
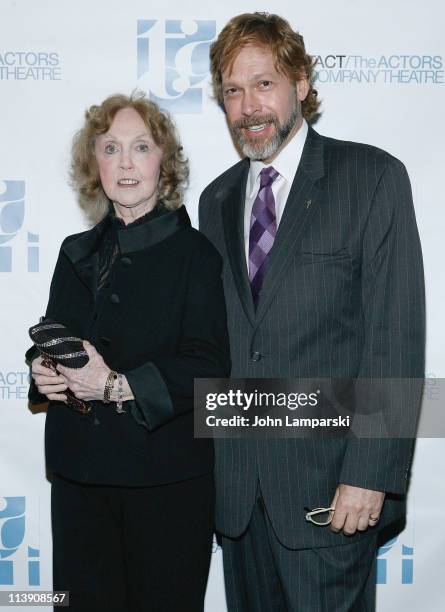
[230,104,300,161]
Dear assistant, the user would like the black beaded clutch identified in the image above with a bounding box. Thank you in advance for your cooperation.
[29,319,89,368]
[28,318,91,413]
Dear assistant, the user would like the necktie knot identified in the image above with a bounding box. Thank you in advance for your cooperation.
[259,166,279,189]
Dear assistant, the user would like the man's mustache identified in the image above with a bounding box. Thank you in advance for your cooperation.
[231,114,278,130]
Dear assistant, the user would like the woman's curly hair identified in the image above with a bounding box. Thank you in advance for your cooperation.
[210,12,320,123]
[71,91,189,225]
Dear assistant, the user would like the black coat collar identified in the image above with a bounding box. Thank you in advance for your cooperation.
[63,205,191,264]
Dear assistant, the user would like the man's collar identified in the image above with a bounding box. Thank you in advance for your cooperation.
[247,119,309,195]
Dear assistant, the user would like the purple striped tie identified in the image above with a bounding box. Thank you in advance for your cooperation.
[248,166,279,307]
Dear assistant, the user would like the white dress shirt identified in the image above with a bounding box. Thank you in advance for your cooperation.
[244,119,308,264]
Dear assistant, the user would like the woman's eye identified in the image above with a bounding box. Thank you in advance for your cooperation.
[136,143,149,152]
[259,80,271,88]
[104,144,117,154]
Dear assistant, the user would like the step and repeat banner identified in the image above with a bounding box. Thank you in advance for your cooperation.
[1,1,444,610]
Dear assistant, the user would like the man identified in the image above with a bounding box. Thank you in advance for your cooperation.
[199,12,425,611]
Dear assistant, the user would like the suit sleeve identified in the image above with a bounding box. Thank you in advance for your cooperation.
[124,239,231,432]
[339,157,425,495]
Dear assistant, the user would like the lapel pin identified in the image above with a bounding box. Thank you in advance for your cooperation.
[305,200,312,209]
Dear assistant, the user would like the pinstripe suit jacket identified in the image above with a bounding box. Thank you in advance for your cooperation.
[199,126,425,549]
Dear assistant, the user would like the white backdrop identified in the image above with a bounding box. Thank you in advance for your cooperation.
[1,1,444,610]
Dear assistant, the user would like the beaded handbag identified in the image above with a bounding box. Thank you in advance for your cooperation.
[29,318,91,414]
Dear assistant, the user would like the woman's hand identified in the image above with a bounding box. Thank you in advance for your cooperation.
[31,356,68,402]
[57,341,110,402]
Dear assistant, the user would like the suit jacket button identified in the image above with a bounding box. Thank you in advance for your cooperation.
[110,293,120,304]
[121,257,132,267]
[251,351,262,362]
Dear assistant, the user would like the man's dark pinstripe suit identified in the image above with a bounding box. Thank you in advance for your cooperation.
[199,126,425,609]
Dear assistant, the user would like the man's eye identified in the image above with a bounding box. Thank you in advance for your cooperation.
[224,88,238,96]
[259,80,271,88]
[104,144,117,154]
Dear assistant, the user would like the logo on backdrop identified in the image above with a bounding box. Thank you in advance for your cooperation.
[313,54,444,84]
[376,536,414,584]
[0,497,40,586]
[0,51,61,81]
[0,181,39,273]
[0,371,29,401]
[212,535,221,554]
[137,19,216,113]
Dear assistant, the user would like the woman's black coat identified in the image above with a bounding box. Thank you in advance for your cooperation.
[27,206,230,486]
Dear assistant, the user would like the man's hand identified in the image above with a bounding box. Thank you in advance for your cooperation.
[330,484,385,535]
[57,341,110,402]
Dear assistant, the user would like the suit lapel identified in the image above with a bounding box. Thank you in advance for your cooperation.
[221,159,256,327]
[254,127,325,327]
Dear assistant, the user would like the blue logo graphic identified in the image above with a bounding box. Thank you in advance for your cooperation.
[212,534,221,554]
[137,19,216,113]
[0,497,40,586]
[0,181,39,273]
[377,536,414,584]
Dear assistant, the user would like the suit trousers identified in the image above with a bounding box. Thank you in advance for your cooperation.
[222,495,377,612]
[51,472,214,612]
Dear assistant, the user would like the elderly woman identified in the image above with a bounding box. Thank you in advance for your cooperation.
[27,92,230,612]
